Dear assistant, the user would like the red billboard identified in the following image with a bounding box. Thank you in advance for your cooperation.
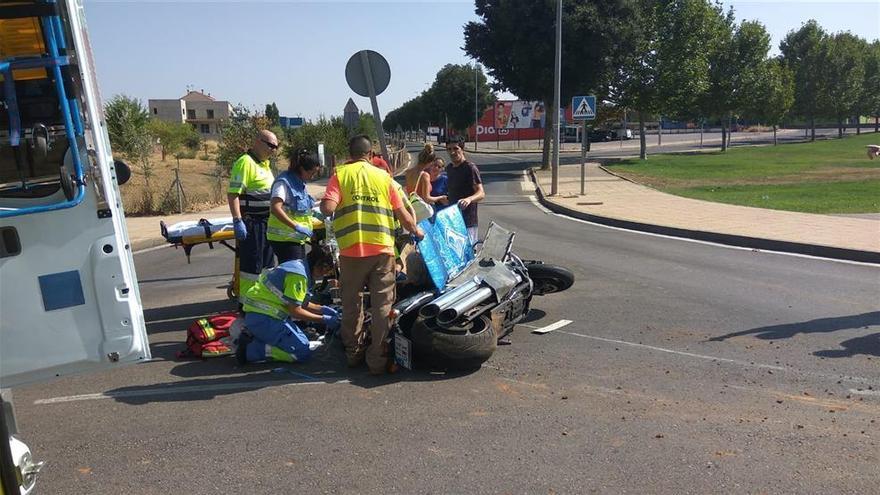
[467,101,574,142]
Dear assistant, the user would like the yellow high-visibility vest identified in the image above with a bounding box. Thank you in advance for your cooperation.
[332,160,396,253]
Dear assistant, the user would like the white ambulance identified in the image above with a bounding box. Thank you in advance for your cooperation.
[1,1,150,493]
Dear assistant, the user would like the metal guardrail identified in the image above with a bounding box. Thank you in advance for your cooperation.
[387,140,410,176]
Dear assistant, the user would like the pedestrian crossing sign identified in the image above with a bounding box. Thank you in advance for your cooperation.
[572,95,596,120]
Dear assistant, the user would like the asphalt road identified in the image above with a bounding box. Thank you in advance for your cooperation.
[10,151,880,494]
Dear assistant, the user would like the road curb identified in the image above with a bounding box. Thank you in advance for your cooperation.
[527,169,880,264]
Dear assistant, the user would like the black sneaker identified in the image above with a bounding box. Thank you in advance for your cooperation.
[235,331,253,366]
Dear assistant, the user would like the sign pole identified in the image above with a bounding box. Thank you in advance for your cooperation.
[474,63,479,151]
[571,94,596,196]
[581,120,587,196]
[550,0,562,196]
[359,51,389,159]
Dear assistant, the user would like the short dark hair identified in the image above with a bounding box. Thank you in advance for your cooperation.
[446,136,465,148]
[307,246,334,273]
[288,148,320,173]
[349,135,372,159]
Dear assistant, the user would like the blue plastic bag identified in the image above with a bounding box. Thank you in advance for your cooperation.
[417,207,474,290]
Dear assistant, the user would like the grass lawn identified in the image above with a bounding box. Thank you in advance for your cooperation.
[607,133,880,213]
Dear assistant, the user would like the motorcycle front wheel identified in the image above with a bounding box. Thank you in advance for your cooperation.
[526,263,575,295]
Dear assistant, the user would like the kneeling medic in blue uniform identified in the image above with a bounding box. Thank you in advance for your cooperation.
[238,249,340,364]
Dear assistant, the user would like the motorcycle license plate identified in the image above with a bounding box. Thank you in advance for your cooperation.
[394,333,412,370]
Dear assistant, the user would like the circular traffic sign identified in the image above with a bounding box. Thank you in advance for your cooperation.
[345,50,391,97]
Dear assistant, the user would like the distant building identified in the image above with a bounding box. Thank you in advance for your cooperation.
[279,116,304,129]
[148,90,232,139]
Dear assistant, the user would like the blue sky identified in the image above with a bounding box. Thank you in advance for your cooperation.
[83,1,880,122]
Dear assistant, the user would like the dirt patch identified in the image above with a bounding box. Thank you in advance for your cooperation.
[120,147,228,216]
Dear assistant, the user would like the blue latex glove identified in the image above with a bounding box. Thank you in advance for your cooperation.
[233,218,247,241]
[321,306,339,319]
[322,313,341,333]
[294,224,313,239]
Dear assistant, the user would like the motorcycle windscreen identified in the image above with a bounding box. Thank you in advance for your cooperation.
[0,0,150,388]
[416,207,475,290]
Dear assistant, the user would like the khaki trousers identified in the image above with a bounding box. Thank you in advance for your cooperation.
[339,254,396,372]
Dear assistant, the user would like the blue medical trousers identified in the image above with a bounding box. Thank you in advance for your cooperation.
[243,312,312,363]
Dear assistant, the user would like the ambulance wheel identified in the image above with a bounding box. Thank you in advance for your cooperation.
[410,315,496,371]
[526,263,574,295]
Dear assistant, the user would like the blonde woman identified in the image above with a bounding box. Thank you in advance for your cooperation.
[405,143,448,206]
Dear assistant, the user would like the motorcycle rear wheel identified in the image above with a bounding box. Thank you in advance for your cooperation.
[410,315,496,371]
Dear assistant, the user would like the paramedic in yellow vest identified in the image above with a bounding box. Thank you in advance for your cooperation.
[237,248,339,364]
[268,148,320,262]
[321,135,425,375]
[228,130,278,300]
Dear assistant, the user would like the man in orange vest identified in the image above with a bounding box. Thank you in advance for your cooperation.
[321,135,424,374]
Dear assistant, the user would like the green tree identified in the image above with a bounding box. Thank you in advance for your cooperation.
[421,63,497,132]
[704,18,772,151]
[861,41,880,132]
[285,116,348,163]
[655,1,720,124]
[384,64,495,138]
[216,105,272,176]
[465,0,638,168]
[105,94,150,158]
[104,94,154,198]
[147,119,199,161]
[818,32,866,138]
[743,58,795,145]
[608,0,660,160]
[265,102,280,126]
[356,112,377,142]
[384,94,432,132]
[780,20,827,141]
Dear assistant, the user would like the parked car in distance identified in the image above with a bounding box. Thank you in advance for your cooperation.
[611,128,633,140]
[588,129,612,142]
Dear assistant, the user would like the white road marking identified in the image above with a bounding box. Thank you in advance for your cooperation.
[559,329,785,371]
[531,319,573,334]
[527,195,553,214]
[848,388,880,397]
[34,378,350,405]
[557,329,876,385]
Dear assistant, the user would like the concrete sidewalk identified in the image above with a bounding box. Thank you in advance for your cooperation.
[531,164,880,263]
[125,182,326,252]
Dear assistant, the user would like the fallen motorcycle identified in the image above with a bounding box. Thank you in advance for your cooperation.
[389,221,574,370]
[309,205,574,371]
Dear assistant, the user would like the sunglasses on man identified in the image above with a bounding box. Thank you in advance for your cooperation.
[261,139,279,150]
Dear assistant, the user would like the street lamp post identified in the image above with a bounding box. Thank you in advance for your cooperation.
[474,63,480,151]
[550,0,562,196]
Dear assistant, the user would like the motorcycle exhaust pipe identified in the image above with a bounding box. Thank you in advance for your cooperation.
[393,290,436,317]
[459,278,532,326]
[436,287,494,325]
[419,278,481,318]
